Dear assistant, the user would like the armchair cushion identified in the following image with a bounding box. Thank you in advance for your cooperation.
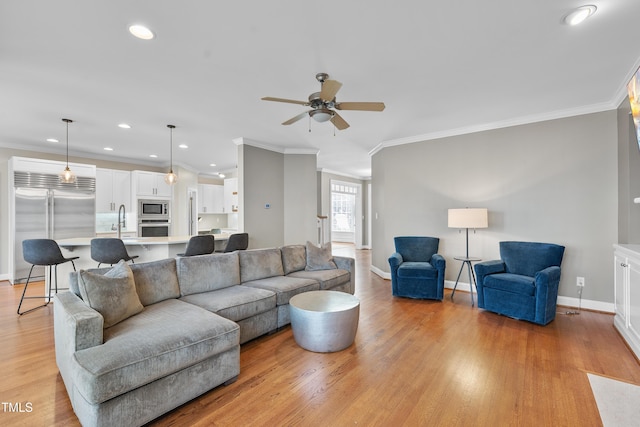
[397,262,438,279]
[483,273,535,296]
[501,241,564,277]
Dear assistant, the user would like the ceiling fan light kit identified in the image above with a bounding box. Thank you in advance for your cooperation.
[310,109,334,123]
[262,72,385,131]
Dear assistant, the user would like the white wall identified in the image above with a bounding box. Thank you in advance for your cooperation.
[372,111,618,304]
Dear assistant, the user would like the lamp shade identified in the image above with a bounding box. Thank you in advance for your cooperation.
[448,208,488,229]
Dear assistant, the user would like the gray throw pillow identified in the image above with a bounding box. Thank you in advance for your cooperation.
[77,260,143,328]
[305,241,337,271]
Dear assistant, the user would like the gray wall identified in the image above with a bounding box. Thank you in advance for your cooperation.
[284,154,318,245]
[372,111,618,303]
[239,144,285,249]
[239,144,318,249]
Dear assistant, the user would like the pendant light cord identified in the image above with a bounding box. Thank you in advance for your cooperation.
[62,118,73,167]
[167,124,175,172]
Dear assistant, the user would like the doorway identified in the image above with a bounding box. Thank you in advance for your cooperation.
[330,180,362,248]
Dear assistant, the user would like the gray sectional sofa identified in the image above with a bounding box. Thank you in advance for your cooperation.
[54,244,355,427]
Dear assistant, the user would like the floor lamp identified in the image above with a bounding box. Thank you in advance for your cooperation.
[448,208,488,306]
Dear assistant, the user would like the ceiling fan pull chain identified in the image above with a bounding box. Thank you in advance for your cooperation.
[309,115,311,133]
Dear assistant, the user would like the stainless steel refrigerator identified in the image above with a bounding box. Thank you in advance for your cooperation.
[13,171,96,283]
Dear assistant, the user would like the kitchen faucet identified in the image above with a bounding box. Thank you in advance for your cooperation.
[117,204,126,239]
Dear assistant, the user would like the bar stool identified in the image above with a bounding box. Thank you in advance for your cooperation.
[18,239,79,315]
[217,233,249,253]
[90,238,139,267]
[177,235,215,257]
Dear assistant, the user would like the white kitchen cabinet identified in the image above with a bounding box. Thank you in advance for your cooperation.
[96,168,131,212]
[613,244,640,360]
[132,170,172,199]
[198,184,224,213]
[224,178,238,213]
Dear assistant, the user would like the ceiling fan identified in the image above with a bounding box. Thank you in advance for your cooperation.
[261,73,385,131]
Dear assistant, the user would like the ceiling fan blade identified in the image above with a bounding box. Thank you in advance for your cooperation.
[330,112,350,130]
[320,79,342,102]
[282,111,310,125]
[262,97,309,106]
[335,102,386,111]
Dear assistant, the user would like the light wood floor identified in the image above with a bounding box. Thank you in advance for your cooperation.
[2,244,640,426]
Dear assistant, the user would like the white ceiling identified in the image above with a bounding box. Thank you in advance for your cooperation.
[2,1,640,179]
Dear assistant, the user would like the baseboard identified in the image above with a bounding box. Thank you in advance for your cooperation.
[0,273,10,283]
[368,266,613,313]
[557,296,614,313]
[370,265,390,280]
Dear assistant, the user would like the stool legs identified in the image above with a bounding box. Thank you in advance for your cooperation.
[17,260,76,315]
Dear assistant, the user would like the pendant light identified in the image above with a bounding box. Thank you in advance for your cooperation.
[59,118,76,184]
[164,124,178,185]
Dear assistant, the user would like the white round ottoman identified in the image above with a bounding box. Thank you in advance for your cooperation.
[289,290,360,353]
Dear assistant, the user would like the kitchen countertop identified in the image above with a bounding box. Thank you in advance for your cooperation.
[58,234,230,248]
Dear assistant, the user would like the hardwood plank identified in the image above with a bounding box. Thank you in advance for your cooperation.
[0,245,638,426]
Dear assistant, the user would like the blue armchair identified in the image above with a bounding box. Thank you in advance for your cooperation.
[388,236,446,300]
[474,241,565,325]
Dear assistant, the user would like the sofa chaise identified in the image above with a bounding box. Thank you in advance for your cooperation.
[54,243,354,427]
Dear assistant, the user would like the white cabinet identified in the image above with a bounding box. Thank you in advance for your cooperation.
[198,184,224,213]
[224,178,238,213]
[96,168,131,212]
[613,244,640,360]
[132,171,172,199]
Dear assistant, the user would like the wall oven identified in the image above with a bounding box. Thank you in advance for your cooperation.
[138,199,170,237]
[138,199,170,220]
[138,220,171,237]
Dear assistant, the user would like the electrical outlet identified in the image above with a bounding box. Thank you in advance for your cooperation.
[577,276,585,287]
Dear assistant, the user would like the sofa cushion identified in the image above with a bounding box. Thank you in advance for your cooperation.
[287,268,351,290]
[180,285,276,322]
[77,261,144,328]
[281,245,307,275]
[239,248,284,282]
[73,299,239,404]
[242,276,319,305]
[130,258,180,306]
[305,241,337,271]
[177,252,240,296]
[483,273,536,296]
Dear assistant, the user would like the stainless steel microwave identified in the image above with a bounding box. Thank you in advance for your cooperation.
[138,199,170,220]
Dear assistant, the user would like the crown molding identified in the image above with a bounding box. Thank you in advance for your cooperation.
[317,168,370,181]
[233,137,318,156]
[371,101,617,155]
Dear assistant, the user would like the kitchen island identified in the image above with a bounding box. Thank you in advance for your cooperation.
[55,234,230,288]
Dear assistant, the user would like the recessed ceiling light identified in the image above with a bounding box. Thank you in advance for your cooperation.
[563,5,597,26]
[104,147,113,151]
[209,163,217,167]
[118,123,131,129]
[129,24,154,40]
[149,154,158,158]
[178,144,188,149]
[218,173,226,178]
[46,138,59,143]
